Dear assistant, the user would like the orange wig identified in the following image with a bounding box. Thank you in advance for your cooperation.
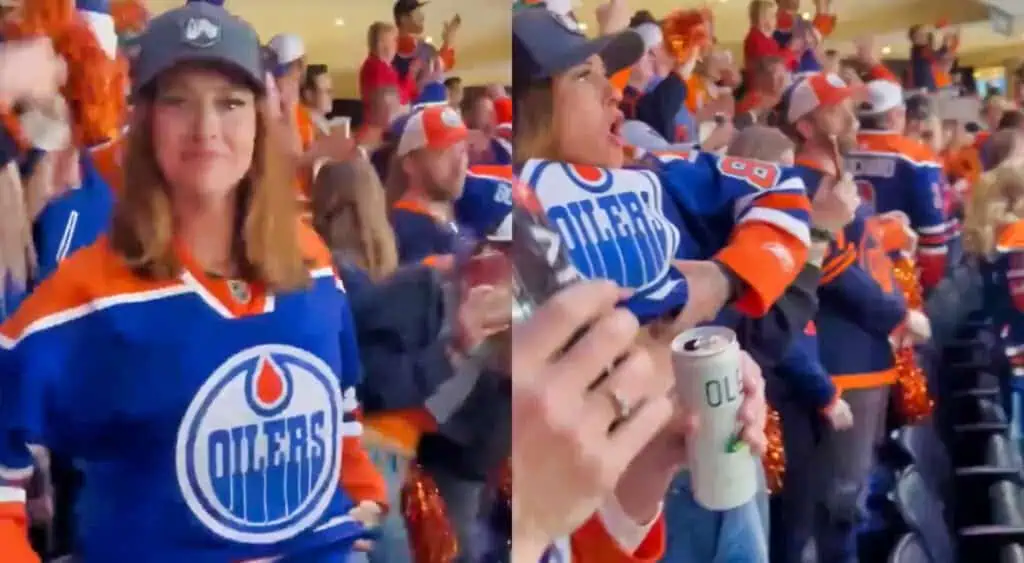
[110,0,149,41]
[4,0,128,147]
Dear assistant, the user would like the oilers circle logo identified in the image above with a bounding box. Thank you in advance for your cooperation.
[530,162,679,291]
[176,345,343,544]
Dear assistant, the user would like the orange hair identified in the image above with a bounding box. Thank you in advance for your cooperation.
[4,0,128,147]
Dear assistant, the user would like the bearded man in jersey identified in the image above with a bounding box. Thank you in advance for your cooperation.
[777,73,911,563]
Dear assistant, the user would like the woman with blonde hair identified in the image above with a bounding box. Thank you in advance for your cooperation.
[0,3,386,561]
[312,157,399,290]
[963,165,1024,439]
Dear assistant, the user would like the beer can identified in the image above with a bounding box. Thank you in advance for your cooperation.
[671,326,757,511]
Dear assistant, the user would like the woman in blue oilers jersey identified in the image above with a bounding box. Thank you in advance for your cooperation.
[511,4,818,562]
[0,3,388,562]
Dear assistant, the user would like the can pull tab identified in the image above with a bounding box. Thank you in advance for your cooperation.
[684,335,723,352]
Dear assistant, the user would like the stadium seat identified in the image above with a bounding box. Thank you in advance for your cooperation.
[1002,543,1024,563]
[887,532,931,563]
[896,423,952,499]
[893,466,956,563]
[991,479,1024,526]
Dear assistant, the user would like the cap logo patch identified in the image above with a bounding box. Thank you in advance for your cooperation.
[182,17,220,48]
[552,11,583,36]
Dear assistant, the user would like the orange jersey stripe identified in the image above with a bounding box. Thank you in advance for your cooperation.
[715,223,809,318]
[570,512,666,563]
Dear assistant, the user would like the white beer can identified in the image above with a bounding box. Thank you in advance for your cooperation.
[670,326,758,511]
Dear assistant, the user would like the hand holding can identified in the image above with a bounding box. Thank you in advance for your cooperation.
[670,326,759,511]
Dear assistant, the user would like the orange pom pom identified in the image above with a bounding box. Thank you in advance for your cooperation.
[891,255,934,424]
[762,406,786,494]
[110,0,149,37]
[402,464,458,563]
[5,0,128,147]
[661,8,714,65]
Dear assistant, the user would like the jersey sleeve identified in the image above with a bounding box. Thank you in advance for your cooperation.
[906,163,949,289]
[0,272,93,561]
[569,510,666,563]
[336,279,388,507]
[390,210,454,268]
[776,330,838,412]
[818,245,907,338]
[660,153,811,317]
[999,250,1024,379]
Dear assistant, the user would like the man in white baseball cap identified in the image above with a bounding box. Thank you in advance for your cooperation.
[857,79,906,130]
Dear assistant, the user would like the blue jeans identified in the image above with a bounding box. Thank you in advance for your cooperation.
[365,446,412,563]
[661,471,769,563]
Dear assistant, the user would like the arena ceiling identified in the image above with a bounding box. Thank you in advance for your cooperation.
[572,0,1023,69]
[144,0,1022,97]
[146,0,512,97]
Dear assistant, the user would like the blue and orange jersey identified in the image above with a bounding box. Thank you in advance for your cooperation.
[774,10,837,74]
[391,165,513,267]
[849,131,950,289]
[518,149,811,323]
[378,167,512,454]
[394,33,455,84]
[987,221,1024,380]
[774,321,838,412]
[33,152,115,282]
[794,162,907,390]
[0,225,384,562]
[454,165,513,239]
[907,35,958,92]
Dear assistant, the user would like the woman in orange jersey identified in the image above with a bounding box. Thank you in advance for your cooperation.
[0,3,387,562]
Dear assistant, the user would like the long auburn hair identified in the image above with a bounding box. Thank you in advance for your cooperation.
[109,71,310,291]
[312,158,398,280]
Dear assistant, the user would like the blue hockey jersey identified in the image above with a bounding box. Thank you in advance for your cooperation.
[987,222,1024,378]
[392,165,513,266]
[848,131,949,289]
[0,227,375,562]
[518,149,812,322]
[794,162,907,389]
[32,152,114,282]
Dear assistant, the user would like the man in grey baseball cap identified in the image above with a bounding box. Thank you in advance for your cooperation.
[131,1,264,98]
[512,6,644,94]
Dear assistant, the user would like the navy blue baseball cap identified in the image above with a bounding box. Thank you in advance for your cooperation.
[512,7,644,93]
[132,1,264,98]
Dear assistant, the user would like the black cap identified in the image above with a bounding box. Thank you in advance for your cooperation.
[393,0,427,19]
[512,7,644,93]
[629,10,658,28]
